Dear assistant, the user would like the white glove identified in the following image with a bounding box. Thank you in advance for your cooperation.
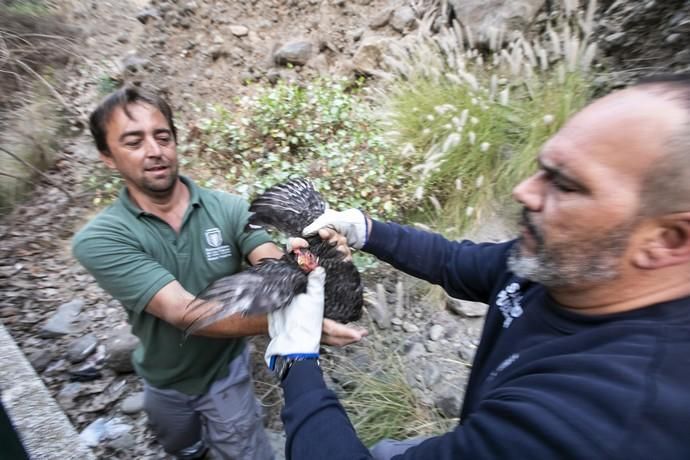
[302,209,369,249]
[265,267,326,368]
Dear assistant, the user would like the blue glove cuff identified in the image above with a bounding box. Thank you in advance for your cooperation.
[268,353,319,371]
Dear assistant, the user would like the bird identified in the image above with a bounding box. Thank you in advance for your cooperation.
[184,178,364,335]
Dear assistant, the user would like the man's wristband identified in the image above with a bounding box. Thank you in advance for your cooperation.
[270,354,319,381]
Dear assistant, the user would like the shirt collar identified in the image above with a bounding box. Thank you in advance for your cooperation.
[118,175,202,217]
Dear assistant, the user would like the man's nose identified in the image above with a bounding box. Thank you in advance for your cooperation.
[512,172,543,211]
[144,136,162,156]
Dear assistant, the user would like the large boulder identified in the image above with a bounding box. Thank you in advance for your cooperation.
[447,0,546,45]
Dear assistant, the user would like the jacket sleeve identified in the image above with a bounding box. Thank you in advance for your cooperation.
[362,220,515,303]
[280,360,372,460]
[281,357,647,460]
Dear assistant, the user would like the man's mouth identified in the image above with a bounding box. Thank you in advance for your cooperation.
[519,210,541,248]
[145,165,168,172]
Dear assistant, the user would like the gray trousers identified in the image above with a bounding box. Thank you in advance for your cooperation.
[370,436,431,460]
[143,348,274,460]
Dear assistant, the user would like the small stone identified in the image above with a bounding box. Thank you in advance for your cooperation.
[57,382,82,410]
[0,306,19,318]
[229,25,249,37]
[458,341,477,362]
[204,68,213,78]
[424,341,440,353]
[446,297,488,317]
[273,41,313,66]
[351,36,391,75]
[107,433,136,451]
[421,363,441,387]
[389,6,417,33]
[105,328,139,373]
[121,392,145,414]
[67,333,99,363]
[402,321,419,333]
[40,299,85,337]
[435,393,462,419]
[350,28,364,42]
[213,34,224,44]
[121,54,149,73]
[391,317,403,326]
[135,8,159,24]
[182,1,198,14]
[404,341,425,359]
[369,8,392,29]
[209,45,229,61]
[28,348,57,373]
[429,324,444,341]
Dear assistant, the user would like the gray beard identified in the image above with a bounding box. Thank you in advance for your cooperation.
[507,220,633,289]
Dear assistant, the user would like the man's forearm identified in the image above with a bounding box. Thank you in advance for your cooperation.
[193,312,268,338]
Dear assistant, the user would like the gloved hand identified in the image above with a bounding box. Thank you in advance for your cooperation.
[302,209,369,249]
[265,267,326,368]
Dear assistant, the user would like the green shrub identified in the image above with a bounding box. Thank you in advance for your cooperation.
[194,78,415,219]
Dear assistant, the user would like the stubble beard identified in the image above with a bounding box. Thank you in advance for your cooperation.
[141,162,179,197]
[507,211,634,289]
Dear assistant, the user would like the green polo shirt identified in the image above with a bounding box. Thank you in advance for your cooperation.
[72,176,272,395]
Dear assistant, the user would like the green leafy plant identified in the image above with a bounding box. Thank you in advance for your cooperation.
[194,77,415,220]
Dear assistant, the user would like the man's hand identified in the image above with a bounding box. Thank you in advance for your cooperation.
[288,234,352,261]
[321,318,368,346]
[302,209,370,249]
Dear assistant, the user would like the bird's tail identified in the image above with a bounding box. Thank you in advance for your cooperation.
[246,178,327,236]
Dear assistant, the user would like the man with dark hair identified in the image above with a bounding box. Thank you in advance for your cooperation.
[263,75,690,459]
[73,87,364,459]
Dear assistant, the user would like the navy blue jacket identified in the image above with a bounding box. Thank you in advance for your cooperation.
[281,220,690,459]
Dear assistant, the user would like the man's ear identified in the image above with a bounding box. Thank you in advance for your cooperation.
[99,151,116,169]
[633,213,690,269]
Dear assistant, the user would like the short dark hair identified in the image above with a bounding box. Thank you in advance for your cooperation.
[88,86,177,155]
[634,74,690,215]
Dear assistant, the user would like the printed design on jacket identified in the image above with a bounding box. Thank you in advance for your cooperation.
[488,353,520,381]
[496,282,523,328]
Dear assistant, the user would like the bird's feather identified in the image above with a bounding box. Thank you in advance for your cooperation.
[185,177,363,336]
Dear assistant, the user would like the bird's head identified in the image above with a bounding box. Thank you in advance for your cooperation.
[294,248,319,272]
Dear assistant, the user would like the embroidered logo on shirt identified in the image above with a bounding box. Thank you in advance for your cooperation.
[203,228,232,261]
[496,282,523,328]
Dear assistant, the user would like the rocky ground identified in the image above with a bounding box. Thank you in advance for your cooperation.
[1,0,688,458]
[0,1,497,458]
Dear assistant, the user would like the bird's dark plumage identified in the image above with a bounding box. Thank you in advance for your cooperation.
[184,178,364,335]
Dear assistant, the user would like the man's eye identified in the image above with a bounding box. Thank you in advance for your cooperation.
[157,137,171,144]
[552,178,577,193]
[125,140,141,147]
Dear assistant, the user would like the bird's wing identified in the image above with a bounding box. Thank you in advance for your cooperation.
[247,177,327,235]
[183,258,308,336]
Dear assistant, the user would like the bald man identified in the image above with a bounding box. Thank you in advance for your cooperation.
[263,74,690,459]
